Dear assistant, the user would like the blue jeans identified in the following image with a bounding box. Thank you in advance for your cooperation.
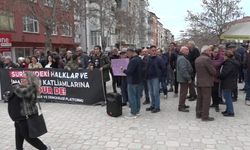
[223,89,234,113]
[127,83,141,115]
[121,77,128,103]
[147,78,160,109]
[246,76,250,100]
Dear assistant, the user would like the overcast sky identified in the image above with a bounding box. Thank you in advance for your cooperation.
[148,0,250,39]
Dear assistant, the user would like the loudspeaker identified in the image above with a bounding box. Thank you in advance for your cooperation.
[106,93,122,117]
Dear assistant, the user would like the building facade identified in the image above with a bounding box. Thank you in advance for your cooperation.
[0,0,75,62]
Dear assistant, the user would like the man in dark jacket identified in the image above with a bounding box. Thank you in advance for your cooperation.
[109,48,121,93]
[140,48,151,104]
[245,43,250,105]
[176,46,193,112]
[146,45,165,113]
[211,45,225,111]
[187,41,200,101]
[195,45,216,121]
[76,46,89,69]
[123,48,143,118]
[89,45,111,98]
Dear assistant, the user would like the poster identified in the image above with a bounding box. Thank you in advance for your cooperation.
[111,58,129,76]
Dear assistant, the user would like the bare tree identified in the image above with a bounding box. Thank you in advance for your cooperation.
[186,0,243,44]
[87,0,117,50]
[17,0,75,51]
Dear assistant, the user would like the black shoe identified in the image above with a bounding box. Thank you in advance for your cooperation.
[221,111,227,115]
[122,103,127,106]
[219,101,226,105]
[215,106,219,112]
[184,105,190,109]
[189,97,197,101]
[168,88,173,92]
[146,106,154,111]
[223,112,235,117]
[210,104,216,108]
[143,101,150,105]
[233,99,237,102]
[151,108,160,113]
[186,95,192,99]
[196,114,201,119]
[240,88,246,91]
[178,108,189,112]
[202,117,215,121]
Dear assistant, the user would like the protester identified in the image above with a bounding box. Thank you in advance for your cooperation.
[119,49,129,106]
[109,48,121,93]
[245,43,250,105]
[195,45,216,121]
[176,46,193,112]
[8,72,52,150]
[64,50,73,64]
[64,54,80,70]
[165,42,178,96]
[0,53,4,68]
[158,49,168,99]
[210,45,225,111]
[140,48,151,104]
[45,55,57,68]
[226,44,239,102]
[187,41,200,101]
[17,57,26,68]
[28,56,43,69]
[34,50,47,68]
[219,49,240,117]
[24,57,31,68]
[89,45,111,99]
[123,48,143,118]
[76,47,89,69]
[146,45,165,113]
[4,56,18,69]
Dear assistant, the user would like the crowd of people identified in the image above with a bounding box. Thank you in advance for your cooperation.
[1,41,250,121]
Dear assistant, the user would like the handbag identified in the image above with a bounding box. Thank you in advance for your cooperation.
[25,100,48,138]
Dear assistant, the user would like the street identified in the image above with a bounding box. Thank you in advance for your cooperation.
[1,83,250,150]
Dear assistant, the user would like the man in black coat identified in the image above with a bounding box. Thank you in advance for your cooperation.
[187,41,200,101]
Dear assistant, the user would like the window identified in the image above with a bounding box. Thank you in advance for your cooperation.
[14,48,33,63]
[90,31,100,45]
[61,0,70,10]
[44,0,54,7]
[23,16,39,33]
[52,25,57,35]
[0,11,14,31]
[61,24,72,36]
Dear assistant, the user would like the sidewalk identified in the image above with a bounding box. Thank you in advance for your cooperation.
[0,84,250,150]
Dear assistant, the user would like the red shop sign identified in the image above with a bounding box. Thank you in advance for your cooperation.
[0,34,12,48]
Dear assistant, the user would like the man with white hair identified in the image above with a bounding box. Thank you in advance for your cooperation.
[4,56,18,69]
[76,46,89,69]
[195,45,216,121]
[176,46,193,112]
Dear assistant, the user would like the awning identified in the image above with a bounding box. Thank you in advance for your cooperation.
[220,22,250,40]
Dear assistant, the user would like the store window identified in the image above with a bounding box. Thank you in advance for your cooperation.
[14,48,33,62]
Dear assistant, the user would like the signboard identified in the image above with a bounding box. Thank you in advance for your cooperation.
[0,69,105,105]
[0,34,12,52]
[111,58,129,76]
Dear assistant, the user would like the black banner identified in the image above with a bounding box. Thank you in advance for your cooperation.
[0,69,105,105]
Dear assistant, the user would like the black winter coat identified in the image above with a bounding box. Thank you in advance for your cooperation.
[8,92,26,121]
[219,58,240,90]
